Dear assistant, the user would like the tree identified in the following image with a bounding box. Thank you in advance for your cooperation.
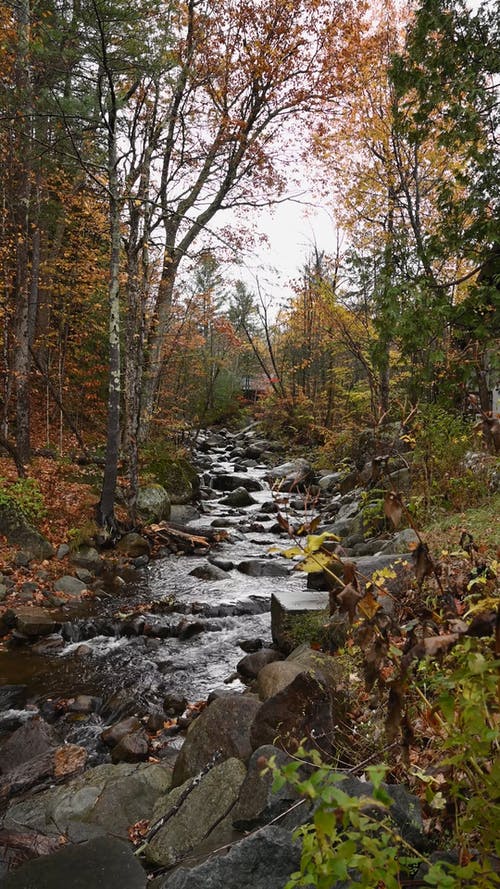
[140,0,363,430]
[390,0,500,405]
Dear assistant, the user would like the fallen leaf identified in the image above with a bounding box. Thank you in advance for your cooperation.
[337,583,363,623]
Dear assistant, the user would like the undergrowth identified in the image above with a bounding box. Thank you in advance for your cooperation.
[270,483,499,888]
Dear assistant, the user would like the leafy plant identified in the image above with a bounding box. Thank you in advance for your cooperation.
[0,477,46,524]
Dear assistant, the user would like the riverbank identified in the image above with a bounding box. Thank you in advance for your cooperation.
[0,424,498,886]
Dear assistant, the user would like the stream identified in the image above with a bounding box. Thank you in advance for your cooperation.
[0,432,310,753]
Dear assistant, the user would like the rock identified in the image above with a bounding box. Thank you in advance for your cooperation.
[31,634,65,655]
[237,649,283,680]
[1,836,148,889]
[305,553,415,610]
[169,505,200,523]
[136,485,171,523]
[208,557,234,572]
[318,472,343,491]
[56,543,70,559]
[53,745,88,779]
[144,758,247,867]
[270,589,329,653]
[111,729,149,763]
[152,825,301,889]
[0,731,86,803]
[0,501,54,561]
[250,672,337,754]
[286,643,345,695]
[0,685,27,711]
[238,637,263,653]
[70,547,103,574]
[256,661,304,700]
[237,559,289,578]
[20,581,38,599]
[3,761,173,843]
[116,533,151,558]
[68,695,100,715]
[219,487,258,507]
[0,719,57,773]
[211,474,263,493]
[388,466,411,491]
[189,562,229,581]
[13,552,31,568]
[53,576,87,597]
[163,694,188,716]
[2,606,58,638]
[101,716,142,747]
[266,458,311,482]
[378,528,419,554]
[231,745,300,830]
[75,567,93,584]
[335,773,424,848]
[171,695,261,788]
[338,469,359,494]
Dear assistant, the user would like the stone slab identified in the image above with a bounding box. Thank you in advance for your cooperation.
[1,836,147,888]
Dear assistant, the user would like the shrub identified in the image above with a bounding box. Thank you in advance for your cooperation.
[0,477,46,525]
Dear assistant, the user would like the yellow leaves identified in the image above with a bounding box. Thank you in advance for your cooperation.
[274,530,341,573]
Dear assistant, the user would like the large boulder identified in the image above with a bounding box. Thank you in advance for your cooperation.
[237,649,283,680]
[231,745,300,831]
[257,661,304,701]
[3,761,173,842]
[0,606,59,639]
[144,758,247,867]
[211,475,263,493]
[250,672,339,754]
[0,502,53,561]
[257,645,345,701]
[152,825,302,889]
[1,836,147,889]
[270,589,330,653]
[266,459,315,492]
[0,720,88,803]
[378,528,419,554]
[219,487,258,508]
[136,485,171,523]
[171,695,261,788]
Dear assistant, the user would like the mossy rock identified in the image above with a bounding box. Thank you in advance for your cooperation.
[142,446,199,505]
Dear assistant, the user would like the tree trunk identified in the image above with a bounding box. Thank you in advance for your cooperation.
[123,210,145,523]
[97,135,121,532]
[140,251,179,440]
[13,0,33,465]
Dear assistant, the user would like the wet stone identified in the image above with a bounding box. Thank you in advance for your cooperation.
[111,728,149,764]
[237,560,289,578]
[101,716,142,747]
[237,649,283,680]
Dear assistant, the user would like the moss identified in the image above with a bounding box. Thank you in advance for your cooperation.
[281,608,349,653]
[141,442,199,502]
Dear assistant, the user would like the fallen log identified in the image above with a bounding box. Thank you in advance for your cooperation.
[146,522,228,554]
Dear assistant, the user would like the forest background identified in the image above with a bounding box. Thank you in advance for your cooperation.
[0,0,498,531]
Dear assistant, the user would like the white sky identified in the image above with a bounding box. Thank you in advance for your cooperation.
[227,193,338,312]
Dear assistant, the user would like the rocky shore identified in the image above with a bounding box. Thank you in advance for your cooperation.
[0,423,430,886]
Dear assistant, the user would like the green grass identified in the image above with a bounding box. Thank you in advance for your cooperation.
[423,492,500,556]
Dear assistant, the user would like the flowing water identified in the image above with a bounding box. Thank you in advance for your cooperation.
[0,443,307,724]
